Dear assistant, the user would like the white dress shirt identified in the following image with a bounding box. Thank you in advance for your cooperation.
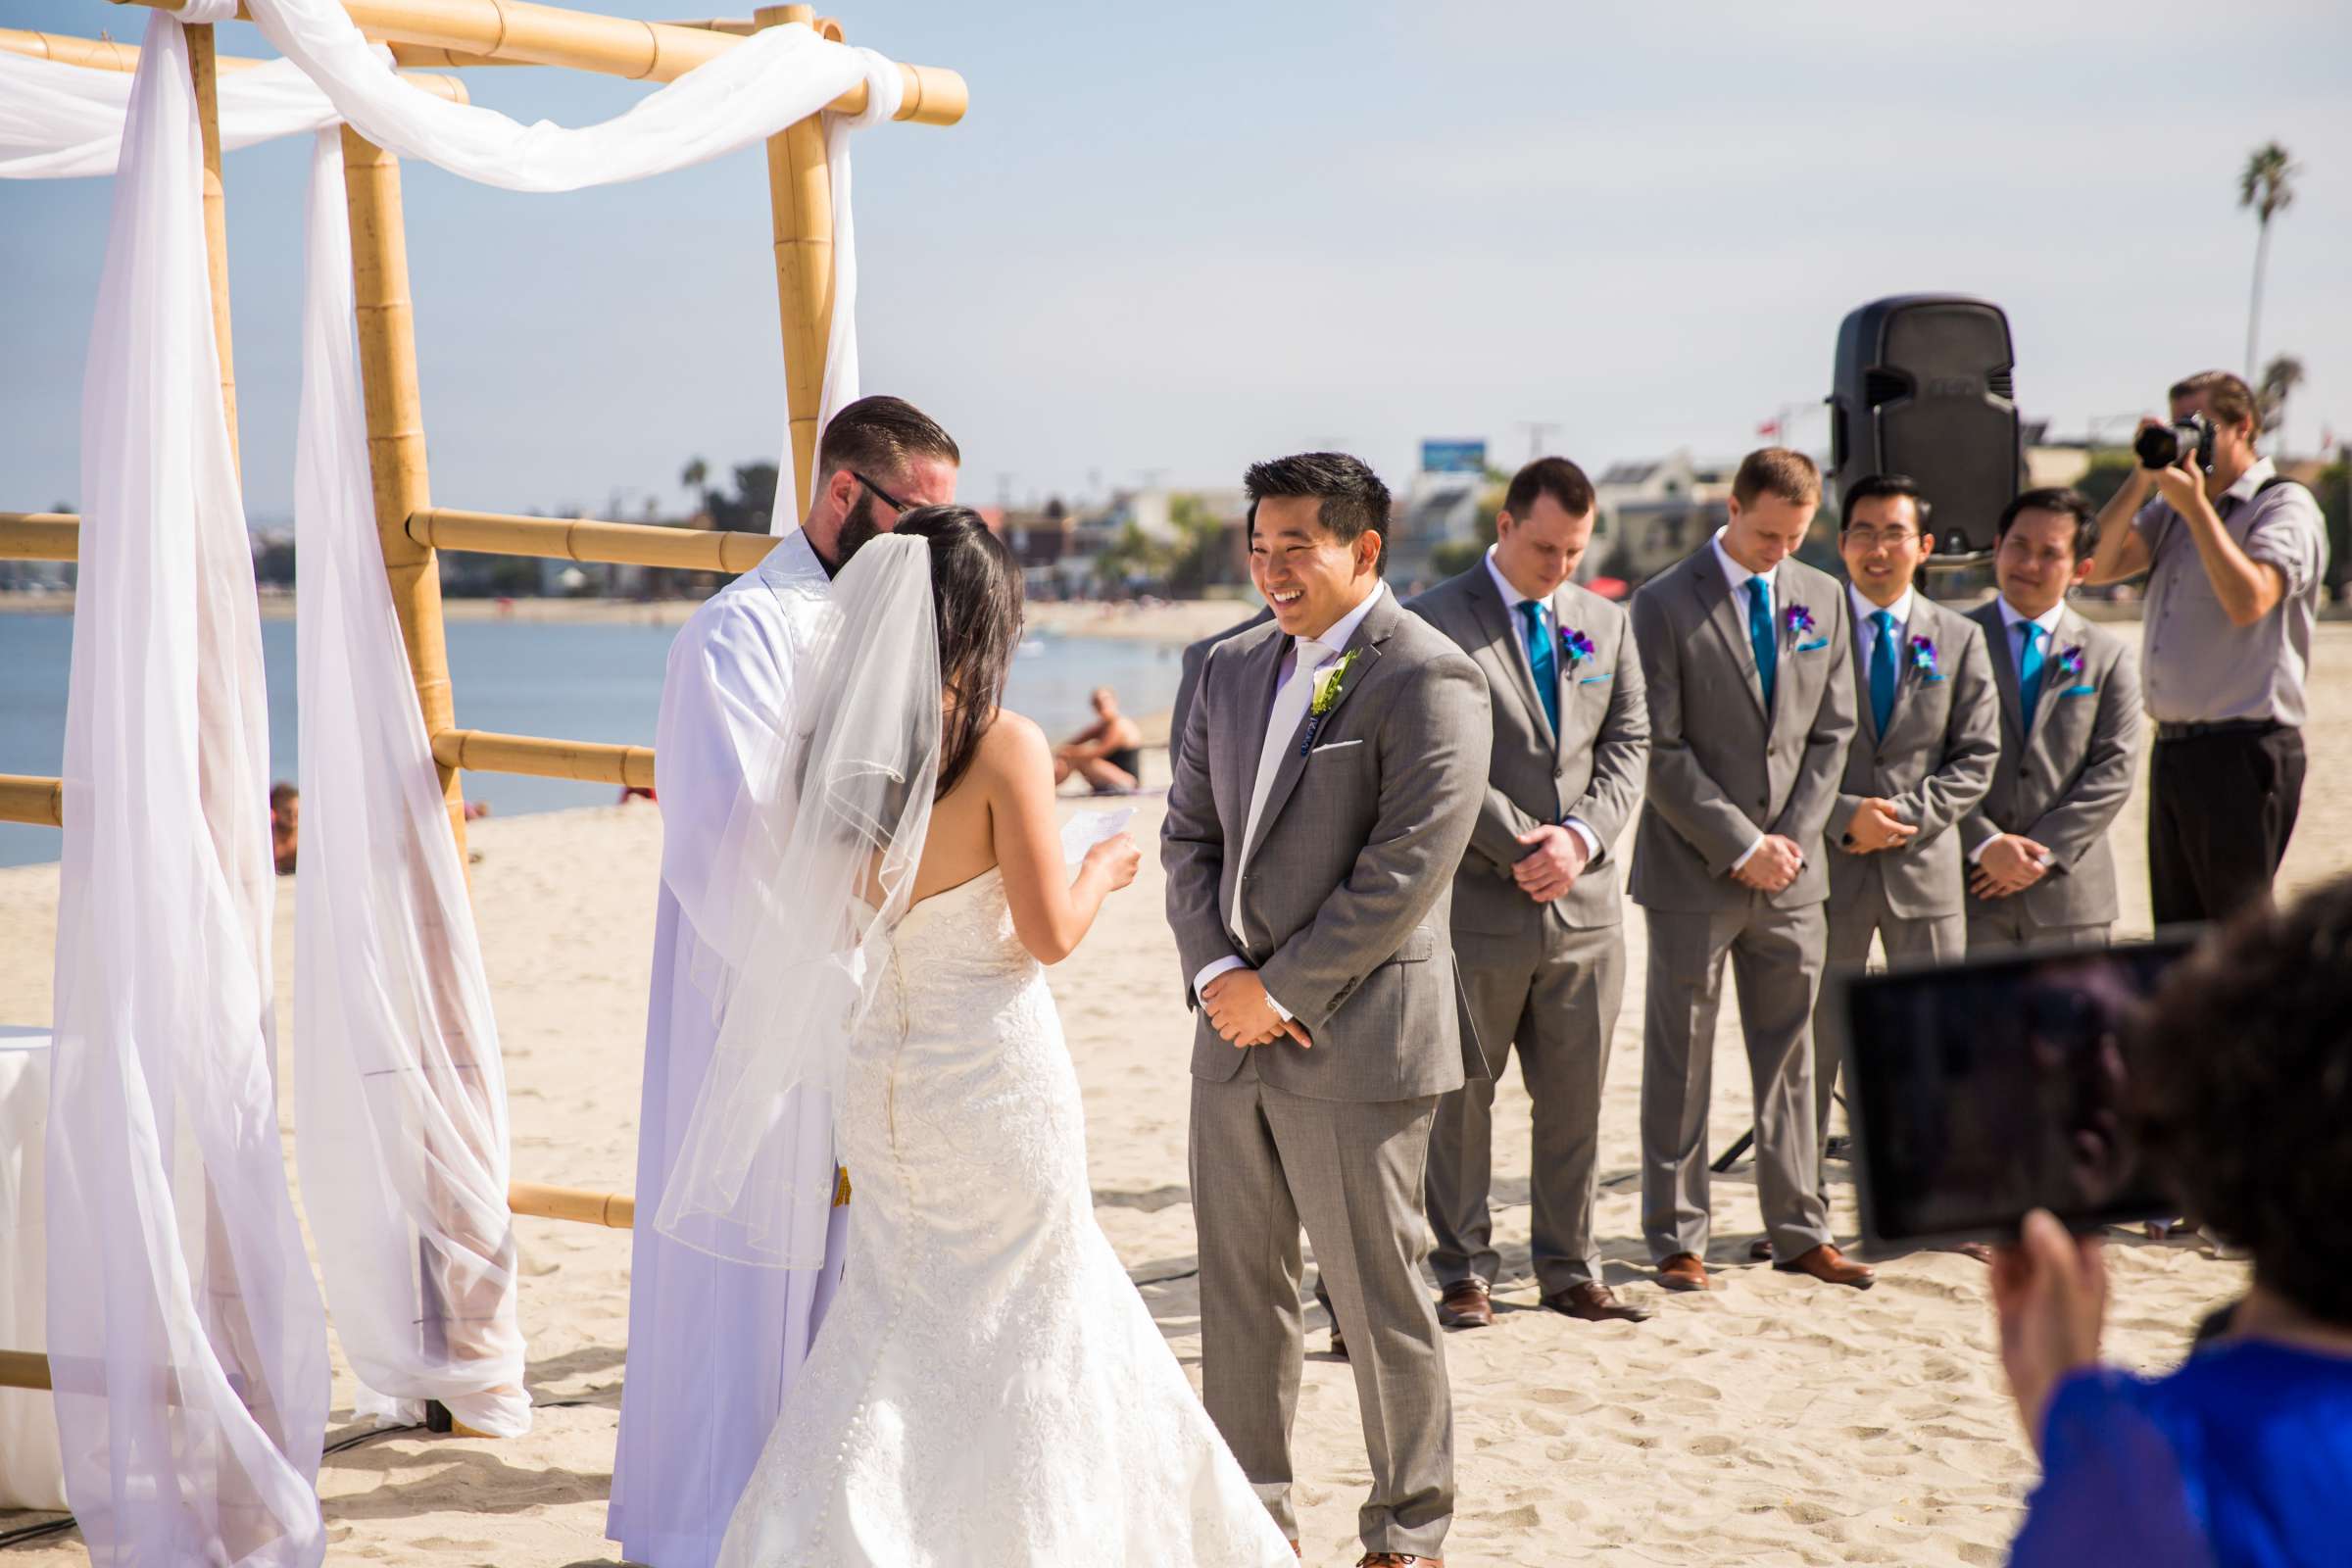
[1970,594,2068,866]
[1483,547,1601,862]
[1710,528,1781,874]
[1847,582,1914,664]
[1194,582,1389,1018]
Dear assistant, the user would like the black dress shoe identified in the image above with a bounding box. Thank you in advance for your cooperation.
[1542,1281,1652,1323]
[1749,1237,1774,1261]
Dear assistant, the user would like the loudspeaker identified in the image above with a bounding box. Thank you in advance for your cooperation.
[1829,295,2024,557]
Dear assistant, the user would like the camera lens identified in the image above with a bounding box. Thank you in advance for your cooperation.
[2135,423,2183,470]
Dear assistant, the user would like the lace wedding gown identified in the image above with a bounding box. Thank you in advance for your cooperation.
[715,866,1297,1567]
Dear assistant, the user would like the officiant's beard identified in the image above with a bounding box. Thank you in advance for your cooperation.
[831,491,886,570]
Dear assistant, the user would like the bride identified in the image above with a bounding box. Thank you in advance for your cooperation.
[656,508,1298,1566]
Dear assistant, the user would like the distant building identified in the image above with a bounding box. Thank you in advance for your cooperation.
[1385,475,1485,589]
[1594,451,1736,583]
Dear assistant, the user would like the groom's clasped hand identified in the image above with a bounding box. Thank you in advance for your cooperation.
[1200,967,1312,1049]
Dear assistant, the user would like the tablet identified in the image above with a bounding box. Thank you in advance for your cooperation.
[1836,933,2195,1250]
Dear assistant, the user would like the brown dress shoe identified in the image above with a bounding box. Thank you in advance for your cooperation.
[1543,1281,1652,1323]
[1655,1251,1708,1291]
[1776,1242,1876,1289]
[1436,1278,1494,1329]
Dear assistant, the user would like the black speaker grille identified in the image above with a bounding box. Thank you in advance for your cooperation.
[1987,368,2016,402]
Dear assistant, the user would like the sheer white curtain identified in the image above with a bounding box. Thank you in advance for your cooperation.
[290,126,529,1438]
[0,38,341,178]
[44,10,329,1566]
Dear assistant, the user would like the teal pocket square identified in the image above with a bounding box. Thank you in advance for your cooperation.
[1922,673,1947,685]
[2062,683,2097,698]
[1794,637,1831,653]
[1578,673,1611,685]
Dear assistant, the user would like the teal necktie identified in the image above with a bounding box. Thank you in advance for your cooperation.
[1746,576,1778,711]
[2018,620,2046,731]
[1869,609,1898,735]
[1518,599,1559,733]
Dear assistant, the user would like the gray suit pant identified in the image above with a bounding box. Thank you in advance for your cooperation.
[1639,901,1836,1264]
[1814,889,1966,1138]
[1965,902,2112,953]
[1190,1059,1451,1557]
[1426,921,1624,1296]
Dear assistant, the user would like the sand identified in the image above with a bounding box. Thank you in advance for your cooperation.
[6,618,2346,1566]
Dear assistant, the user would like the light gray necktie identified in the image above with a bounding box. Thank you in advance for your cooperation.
[1233,636,1330,937]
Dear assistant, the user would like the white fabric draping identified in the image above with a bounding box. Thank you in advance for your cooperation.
[0,1030,65,1512]
[44,13,329,1566]
[0,46,340,179]
[290,127,529,1439]
[797,48,901,528]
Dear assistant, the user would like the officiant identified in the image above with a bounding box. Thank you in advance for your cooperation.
[612,397,960,1568]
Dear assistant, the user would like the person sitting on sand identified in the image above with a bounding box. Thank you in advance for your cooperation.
[1054,685,1145,794]
[1993,871,2352,1568]
[270,781,299,875]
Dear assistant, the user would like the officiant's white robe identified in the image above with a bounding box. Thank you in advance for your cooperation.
[611,528,850,1568]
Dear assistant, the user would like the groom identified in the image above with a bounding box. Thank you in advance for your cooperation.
[1164,453,1489,1567]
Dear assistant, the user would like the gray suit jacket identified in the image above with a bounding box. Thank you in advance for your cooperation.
[1162,589,1491,1102]
[1170,608,1275,776]
[1959,603,2142,929]
[1405,567,1648,935]
[1628,548,1857,912]
[1825,593,2000,919]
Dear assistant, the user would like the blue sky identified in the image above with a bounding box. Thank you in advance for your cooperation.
[3,0,2348,521]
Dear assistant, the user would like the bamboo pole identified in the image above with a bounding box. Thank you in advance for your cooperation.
[430,729,655,789]
[0,25,471,101]
[758,4,830,522]
[343,129,471,857]
[111,0,967,119]
[509,1181,635,1229]
[0,777,65,829]
[0,513,79,562]
[0,1349,52,1392]
[187,22,238,468]
[409,507,780,572]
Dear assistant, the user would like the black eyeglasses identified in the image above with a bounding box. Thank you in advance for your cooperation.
[853,471,912,514]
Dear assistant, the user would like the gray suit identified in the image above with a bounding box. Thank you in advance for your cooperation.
[1814,593,1999,1132]
[1960,602,2142,949]
[1405,566,1648,1295]
[1163,588,1488,1557]
[1171,606,1276,776]
[1628,547,1853,1263]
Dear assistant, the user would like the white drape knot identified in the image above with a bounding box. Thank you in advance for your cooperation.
[837,45,903,131]
[178,0,243,24]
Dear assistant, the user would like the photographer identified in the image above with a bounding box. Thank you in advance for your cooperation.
[2085,370,2328,926]
[1993,873,2352,1567]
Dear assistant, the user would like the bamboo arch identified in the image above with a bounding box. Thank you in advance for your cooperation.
[0,0,964,1403]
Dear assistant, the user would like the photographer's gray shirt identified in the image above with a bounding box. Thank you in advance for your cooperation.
[2130,458,2328,726]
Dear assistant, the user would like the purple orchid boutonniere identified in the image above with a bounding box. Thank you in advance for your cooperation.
[1298,649,1366,757]
[1558,626,1596,670]
[2057,645,2086,679]
[1908,634,1939,678]
[1784,604,1815,638]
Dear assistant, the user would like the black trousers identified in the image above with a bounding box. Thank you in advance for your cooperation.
[2148,722,2306,927]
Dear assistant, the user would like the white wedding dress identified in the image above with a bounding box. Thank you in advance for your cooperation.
[715,864,1297,1567]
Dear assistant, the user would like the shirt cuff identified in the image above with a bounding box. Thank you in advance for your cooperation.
[1969,834,1999,864]
[1562,816,1602,862]
[1730,834,1765,872]
[1193,956,1247,1000]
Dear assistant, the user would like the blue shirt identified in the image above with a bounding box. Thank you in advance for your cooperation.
[2010,1342,2352,1568]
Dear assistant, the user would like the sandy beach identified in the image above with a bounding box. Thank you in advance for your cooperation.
[5,619,2345,1566]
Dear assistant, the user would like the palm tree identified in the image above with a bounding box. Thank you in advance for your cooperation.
[2238,142,2297,377]
[679,455,710,508]
[2258,355,2305,440]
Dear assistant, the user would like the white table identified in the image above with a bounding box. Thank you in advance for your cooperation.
[0,1026,65,1511]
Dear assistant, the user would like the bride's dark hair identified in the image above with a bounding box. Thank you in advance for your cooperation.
[890,506,1023,798]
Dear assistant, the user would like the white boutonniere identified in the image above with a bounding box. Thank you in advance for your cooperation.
[1299,649,1365,756]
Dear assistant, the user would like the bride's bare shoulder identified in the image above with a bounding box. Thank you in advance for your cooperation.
[972,709,1050,777]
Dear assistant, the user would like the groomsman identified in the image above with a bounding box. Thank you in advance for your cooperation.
[1406,458,1651,1329]
[1813,475,1999,1142]
[1629,448,1873,1292]
[1963,489,2142,949]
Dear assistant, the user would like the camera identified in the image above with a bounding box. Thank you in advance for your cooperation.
[2134,413,2215,472]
